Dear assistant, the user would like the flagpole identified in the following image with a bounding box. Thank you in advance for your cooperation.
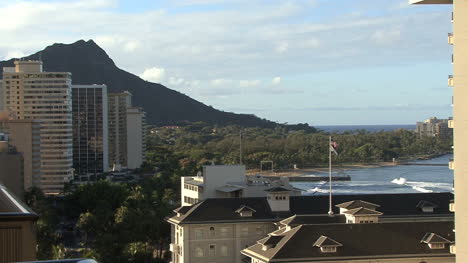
[328,136,334,216]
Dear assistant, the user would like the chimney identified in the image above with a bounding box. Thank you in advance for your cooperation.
[265,186,291,212]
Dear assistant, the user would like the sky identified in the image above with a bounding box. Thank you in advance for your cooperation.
[0,0,454,125]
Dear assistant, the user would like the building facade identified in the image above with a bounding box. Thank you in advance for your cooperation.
[416,117,452,139]
[72,84,109,176]
[0,184,38,263]
[167,192,454,263]
[108,91,145,170]
[0,119,41,190]
[0,138,24,198]
[1,61,73,193]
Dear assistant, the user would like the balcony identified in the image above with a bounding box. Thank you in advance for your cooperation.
[448,120,454,128]
[450,244,456,254]
[449,160,454,170]
[448,75,454,87]
[450,200,455,212]
[448,33,454,45]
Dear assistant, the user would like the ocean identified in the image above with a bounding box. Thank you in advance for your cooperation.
[292,154,453,195]
[316,124,416,133]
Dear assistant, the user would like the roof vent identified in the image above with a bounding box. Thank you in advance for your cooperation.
[421,232,451,249]
[313,235,342,253]
[235,205,256,217]
[417,200,438,213]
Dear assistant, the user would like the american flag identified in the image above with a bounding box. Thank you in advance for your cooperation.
[330,141,339,155]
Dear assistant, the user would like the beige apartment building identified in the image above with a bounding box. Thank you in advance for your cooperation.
[1,61,73,193]
[108,91,145,170]
[167,191,453,263]
[411,0,463,262]
[0,119,41,190]
[416,117,452,139]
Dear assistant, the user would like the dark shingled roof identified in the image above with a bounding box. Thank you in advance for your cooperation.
[236,205,256,213]
[259,235,284,247]
[417,200,438,209]
[173,206,192,215]
[279,214,346,227]
[422,232,452,244]
[336,200,380,210]
[242,221,454,262]
[342,207,383,216]
[168,192,453,224]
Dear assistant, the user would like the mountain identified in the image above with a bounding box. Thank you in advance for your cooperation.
[0,40,277,127]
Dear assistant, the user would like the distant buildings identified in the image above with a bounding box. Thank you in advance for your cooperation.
[416,117,452,139]
[0,135,24,198]
[0,119,41,191]
[1,61,73,193]
[108,91,146,170]
[72,84,109,176]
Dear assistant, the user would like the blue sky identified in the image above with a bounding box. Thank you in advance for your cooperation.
[0,0,453,125]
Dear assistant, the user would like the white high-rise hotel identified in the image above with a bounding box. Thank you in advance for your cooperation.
[1,61,73,193]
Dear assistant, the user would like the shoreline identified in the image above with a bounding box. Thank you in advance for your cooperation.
[246,161,396,177]
[246,153,451,177]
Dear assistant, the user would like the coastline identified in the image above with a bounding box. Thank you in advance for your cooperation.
[246,152,451,177]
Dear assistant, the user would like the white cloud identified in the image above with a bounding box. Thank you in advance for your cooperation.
[211,78,232,86]
[4,50,25,60]
[276,42,289,54]
[239,80,260,88]
[169,77,185,86]
[140,67,166,83]
[371,28,401,45]
[272,77,281,85]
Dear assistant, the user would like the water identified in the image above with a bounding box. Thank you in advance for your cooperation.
[316,124,415,133]
[293,154,453,195]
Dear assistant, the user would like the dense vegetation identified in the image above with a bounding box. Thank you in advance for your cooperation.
[144,123,452,171]
[25,122,452,263]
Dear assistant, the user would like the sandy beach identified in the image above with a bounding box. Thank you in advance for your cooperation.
[246,161,397,177]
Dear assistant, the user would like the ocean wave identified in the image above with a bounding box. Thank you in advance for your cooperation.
[411,186,433,193]
[391,177,407,185]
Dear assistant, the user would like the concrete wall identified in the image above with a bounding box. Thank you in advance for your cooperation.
[203,165,245,198]
[453,1,468,262]
[0,152,24,198]
[126,108,145,169]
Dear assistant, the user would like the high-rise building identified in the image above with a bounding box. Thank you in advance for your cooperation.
[411,0,460,260]
[72,85,109,176]
[416,117,453,139]
[108,91,145,170]
[0,119,41,190]
[1,61,73,193]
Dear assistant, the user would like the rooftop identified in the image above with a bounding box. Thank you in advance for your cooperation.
[242,221,454,262]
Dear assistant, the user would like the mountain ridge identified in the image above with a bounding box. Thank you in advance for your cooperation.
[0,40,280,127]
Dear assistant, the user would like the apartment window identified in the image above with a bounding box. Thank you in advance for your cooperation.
[220,245,228,256]
[195,247,204,257]
[209,244,216,256]
[195,228,204,239]
[320,247,337,253]
[241,226,249,236]
[209,227,215,237]
[220,227,229,237]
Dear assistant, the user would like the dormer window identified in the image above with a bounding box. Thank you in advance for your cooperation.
[313,235,342,253]
[258,235,283,251]
[417,200,438,213]
[235,205,256,217]
[421,232,451,250]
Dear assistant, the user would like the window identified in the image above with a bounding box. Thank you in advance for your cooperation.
[320,247,337,253]
[209,244,216,256]
[429,243,445,249]
[220,245,228,256]
[241,226,249,236]
[209,227,215,237]
[220,227,229,237]
[256,226,263,235]
[195,247,204,257]
[195,228,204,239]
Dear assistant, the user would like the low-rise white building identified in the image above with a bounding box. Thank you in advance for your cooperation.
[180,165,300,206]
